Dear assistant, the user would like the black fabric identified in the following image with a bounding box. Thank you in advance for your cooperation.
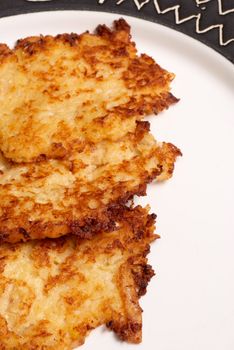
[0,0,233,63]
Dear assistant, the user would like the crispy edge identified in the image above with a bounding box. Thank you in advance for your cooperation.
[105,207,157,343]
[0,181,150,244]
[5,19,131,58]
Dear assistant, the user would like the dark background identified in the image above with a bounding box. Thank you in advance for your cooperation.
[0,0,233,62]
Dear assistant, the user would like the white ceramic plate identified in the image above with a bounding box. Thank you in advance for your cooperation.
[0,11,233,350]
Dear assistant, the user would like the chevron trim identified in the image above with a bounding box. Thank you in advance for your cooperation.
[98,0,234,46]
[197,0,234,15]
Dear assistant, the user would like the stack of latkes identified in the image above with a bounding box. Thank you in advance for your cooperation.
[0,19,181,350]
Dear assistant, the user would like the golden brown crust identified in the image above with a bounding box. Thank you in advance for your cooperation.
[0,44,12,62]
[0,206,157,349]
[0,18,181,350]
[0,19,177,163]
[0,122,181,244]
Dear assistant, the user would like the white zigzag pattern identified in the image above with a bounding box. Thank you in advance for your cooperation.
[98,0,234,46]
[197,0,234,15]
[116,0,150,9]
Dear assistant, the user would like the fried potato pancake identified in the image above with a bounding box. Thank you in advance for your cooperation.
[0,122,181,244]
[0,19,177,163]
[0,206,157,350]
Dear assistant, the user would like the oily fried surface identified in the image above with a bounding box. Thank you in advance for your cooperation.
[0,18,177,163]
[0,122,181,244]
[0,206,157,350]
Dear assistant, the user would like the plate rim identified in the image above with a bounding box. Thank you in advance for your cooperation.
[0,9,233,350]
[0,1,233,64]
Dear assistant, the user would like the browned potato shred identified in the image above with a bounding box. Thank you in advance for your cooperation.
[0,120,181,244]
[0,19,177,163]
[0,206,157,349]
[0,18,181,350]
